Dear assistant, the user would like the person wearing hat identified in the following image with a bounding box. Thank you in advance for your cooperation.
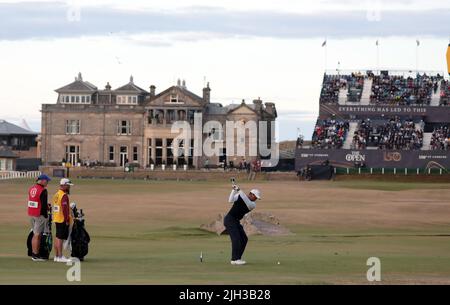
[27,174,51,261]
[52,178,74,263]
[224,182,261,265]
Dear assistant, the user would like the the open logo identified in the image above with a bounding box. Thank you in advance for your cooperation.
[383,152,402,162]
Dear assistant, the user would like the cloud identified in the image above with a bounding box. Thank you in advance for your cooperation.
[122,31,237,47]
[0,2,449,41]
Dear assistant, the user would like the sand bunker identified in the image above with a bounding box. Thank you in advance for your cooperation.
[200,212,292,236]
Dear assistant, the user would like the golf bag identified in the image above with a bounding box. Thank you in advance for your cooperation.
[27,215,53,259]
[70,205,90,261]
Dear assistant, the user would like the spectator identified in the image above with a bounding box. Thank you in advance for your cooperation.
[352,117,423,150]
[370,73,442,106]
[440,79,449,106]
[430,125,450,150]
[229,160,234,170]
[311,118,349,149]
[320,72,366,104]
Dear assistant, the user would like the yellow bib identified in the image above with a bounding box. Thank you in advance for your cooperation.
[52,190,67,223]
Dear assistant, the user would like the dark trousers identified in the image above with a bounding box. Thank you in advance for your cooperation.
[224,214,248,261]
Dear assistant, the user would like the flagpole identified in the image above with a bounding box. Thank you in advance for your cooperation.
[416,40,419,74]
[376,39,380,75]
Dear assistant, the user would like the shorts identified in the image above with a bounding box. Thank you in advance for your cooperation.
[30,215,47,234]
[55,222,69,240]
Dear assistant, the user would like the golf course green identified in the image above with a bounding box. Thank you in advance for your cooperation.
[1,178,449,284]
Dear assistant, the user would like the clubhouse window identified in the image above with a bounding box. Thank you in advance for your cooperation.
[133,146,138,162]
[109,146,115,162]
[65,120,80,134]
[117,120,132,135]
[117,95,138,105]
[60,95,91,104]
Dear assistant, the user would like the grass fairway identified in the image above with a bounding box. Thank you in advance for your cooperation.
[1,178,450,284]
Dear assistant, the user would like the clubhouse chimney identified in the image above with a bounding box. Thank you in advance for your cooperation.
[265,102,276,116]
[203,82,211,103]
[150,85,156,97]
[253,97,263,112]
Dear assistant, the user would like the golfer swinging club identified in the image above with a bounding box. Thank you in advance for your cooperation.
[224,178,261,265]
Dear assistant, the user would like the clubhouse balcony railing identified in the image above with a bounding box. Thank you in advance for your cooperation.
[0,171,42,180]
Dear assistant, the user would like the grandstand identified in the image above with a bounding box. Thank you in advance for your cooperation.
[296,70,450,171]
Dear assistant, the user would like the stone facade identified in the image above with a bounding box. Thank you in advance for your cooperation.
[41,73,277,169]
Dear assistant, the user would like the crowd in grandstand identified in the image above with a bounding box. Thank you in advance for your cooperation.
[352,119,371,149]
[440,79,450,106]
[352,117,423,150]
[313,71,449,156]
[319,75,341,104]
[370,73,442,106]
[311,119,349,149]
[319,71,447,106]
[346,73,364,102]
[319,73,365,104]
[430,125,450,150]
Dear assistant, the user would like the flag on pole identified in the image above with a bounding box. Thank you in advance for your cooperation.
[416,40,420,46]
[322,40,327,47]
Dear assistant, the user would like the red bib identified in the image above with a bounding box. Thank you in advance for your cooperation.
[28,184,44,217]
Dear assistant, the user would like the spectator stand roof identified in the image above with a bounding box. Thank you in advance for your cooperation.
[0,120,38,136]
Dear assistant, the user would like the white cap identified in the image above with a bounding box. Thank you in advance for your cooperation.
[60,178,74,186]
[250,189,261,199]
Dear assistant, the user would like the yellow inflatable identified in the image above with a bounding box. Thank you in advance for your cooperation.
[447,43,450,75]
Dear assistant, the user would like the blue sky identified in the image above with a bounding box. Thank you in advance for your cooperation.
[0,0,449,140]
